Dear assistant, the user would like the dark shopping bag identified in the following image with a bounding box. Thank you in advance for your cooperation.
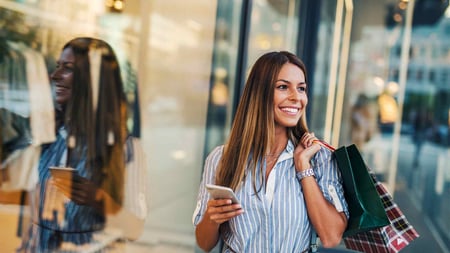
[334,144,390,236]
[315,141,390,236]
[314,141,419,252]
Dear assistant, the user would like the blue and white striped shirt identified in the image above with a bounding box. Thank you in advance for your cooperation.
[21,127,139,252]
[193,140,348,252]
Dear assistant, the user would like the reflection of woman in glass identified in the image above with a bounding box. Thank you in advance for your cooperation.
[193,51,348,252]
[20,37,145,252]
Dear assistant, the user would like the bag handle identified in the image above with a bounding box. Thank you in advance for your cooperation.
[313,139,335,152]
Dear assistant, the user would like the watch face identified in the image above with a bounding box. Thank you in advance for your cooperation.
[299,168,315,180]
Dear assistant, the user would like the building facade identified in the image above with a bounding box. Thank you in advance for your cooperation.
[0,0,448,252]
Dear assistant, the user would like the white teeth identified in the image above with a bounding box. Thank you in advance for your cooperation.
[281,107,298,113]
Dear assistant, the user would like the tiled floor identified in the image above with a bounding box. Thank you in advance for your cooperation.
[108,242,194,253]
[0,204,195,253]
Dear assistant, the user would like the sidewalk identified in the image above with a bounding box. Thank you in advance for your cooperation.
[393,179,447,253]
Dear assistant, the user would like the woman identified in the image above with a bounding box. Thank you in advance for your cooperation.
[193,51,348,252]
[20,37,147,252]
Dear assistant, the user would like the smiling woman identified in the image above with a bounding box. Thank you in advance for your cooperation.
[51,49,75,107]
[193,51,348,252]
[273,62,308,129]
[16,37,148,252]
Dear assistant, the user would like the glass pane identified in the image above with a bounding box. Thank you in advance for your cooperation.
[247,0,300,68]
[403,1,450,248]
[0,0,218,252]
[0,0,144,251]
[308,0,339,140]
[341,0,450,251]
[204,0,244,155]
[139,0,217,251]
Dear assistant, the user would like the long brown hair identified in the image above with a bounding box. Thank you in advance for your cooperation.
[215,51,309,192]
[62,37,127,205]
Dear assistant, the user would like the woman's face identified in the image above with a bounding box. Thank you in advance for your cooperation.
[273,62,307,129]
[51,47,75,106]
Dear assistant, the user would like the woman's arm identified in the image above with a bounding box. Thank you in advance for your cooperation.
[294,133,347,248]
[195,199,243,252]
[194,146,245,251]
[105,137,149,241]
[300,176,347,247]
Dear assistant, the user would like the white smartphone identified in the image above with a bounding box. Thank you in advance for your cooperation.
[49,166,77,180]
[206,184,240,204]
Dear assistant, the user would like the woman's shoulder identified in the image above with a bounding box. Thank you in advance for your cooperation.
[205,145,224,161]
[312,144,334,166]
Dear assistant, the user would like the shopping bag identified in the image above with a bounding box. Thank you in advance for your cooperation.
[316,141,390,236]
[343,173,420,253]
[315,140,419,252]
[337,144,391,236]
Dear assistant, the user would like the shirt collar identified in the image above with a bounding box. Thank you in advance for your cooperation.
[278,139,295,162]
[58,126,68,139]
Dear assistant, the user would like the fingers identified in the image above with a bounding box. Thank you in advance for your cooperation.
[207,199,244,224]
[51,177,97,205]
[301,132,318,148]
[294,132,322,172]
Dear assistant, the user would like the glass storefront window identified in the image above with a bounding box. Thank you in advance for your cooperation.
[247,0,300,69]
[339,0,450,251]
[1,0,218,252]
[137,0,217,251]
[204,0,244,155]
[308,0,340,141]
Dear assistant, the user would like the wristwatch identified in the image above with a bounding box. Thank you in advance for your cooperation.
[297,168,315,181]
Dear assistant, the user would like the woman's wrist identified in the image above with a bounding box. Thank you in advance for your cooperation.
[297,168,315,181]
[91,189,105,214]
[296,161,311,172]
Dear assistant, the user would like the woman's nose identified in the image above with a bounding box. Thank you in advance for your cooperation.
[50,68,61,81]
[289,88,301,100]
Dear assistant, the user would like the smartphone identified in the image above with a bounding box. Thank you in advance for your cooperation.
[49,166,77,180]
[206,184,240,204]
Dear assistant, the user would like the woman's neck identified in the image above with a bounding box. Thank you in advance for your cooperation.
[268,128,288,156]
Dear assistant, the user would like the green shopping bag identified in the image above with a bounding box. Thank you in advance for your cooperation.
[316,140,390,237]
[311,141,418,253]
[334,144,390,237]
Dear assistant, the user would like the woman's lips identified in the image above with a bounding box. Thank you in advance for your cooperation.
[280,106,300,115]
[55,86,69,92]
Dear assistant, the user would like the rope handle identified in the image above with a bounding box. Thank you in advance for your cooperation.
[313,139,335,152]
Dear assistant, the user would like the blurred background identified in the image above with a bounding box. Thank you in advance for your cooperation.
[0,0,448,252]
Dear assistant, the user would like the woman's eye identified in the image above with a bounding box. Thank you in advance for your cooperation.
[62,65,74,73]
[297,86,307,92]
[276,84,288,90]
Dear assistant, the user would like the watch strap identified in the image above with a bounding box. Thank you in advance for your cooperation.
[297,168,315,181]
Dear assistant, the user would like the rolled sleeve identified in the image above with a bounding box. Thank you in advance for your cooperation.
[312,147,349,218]
[192,146,224,226]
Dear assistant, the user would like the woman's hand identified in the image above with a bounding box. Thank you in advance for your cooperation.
[196,198,243,251]
[294,132,321,172]
[51,175,102,208]
[205,199,244,225]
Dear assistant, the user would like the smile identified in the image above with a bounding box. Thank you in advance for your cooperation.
[280,107,299,114]
[55,85,69,90]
